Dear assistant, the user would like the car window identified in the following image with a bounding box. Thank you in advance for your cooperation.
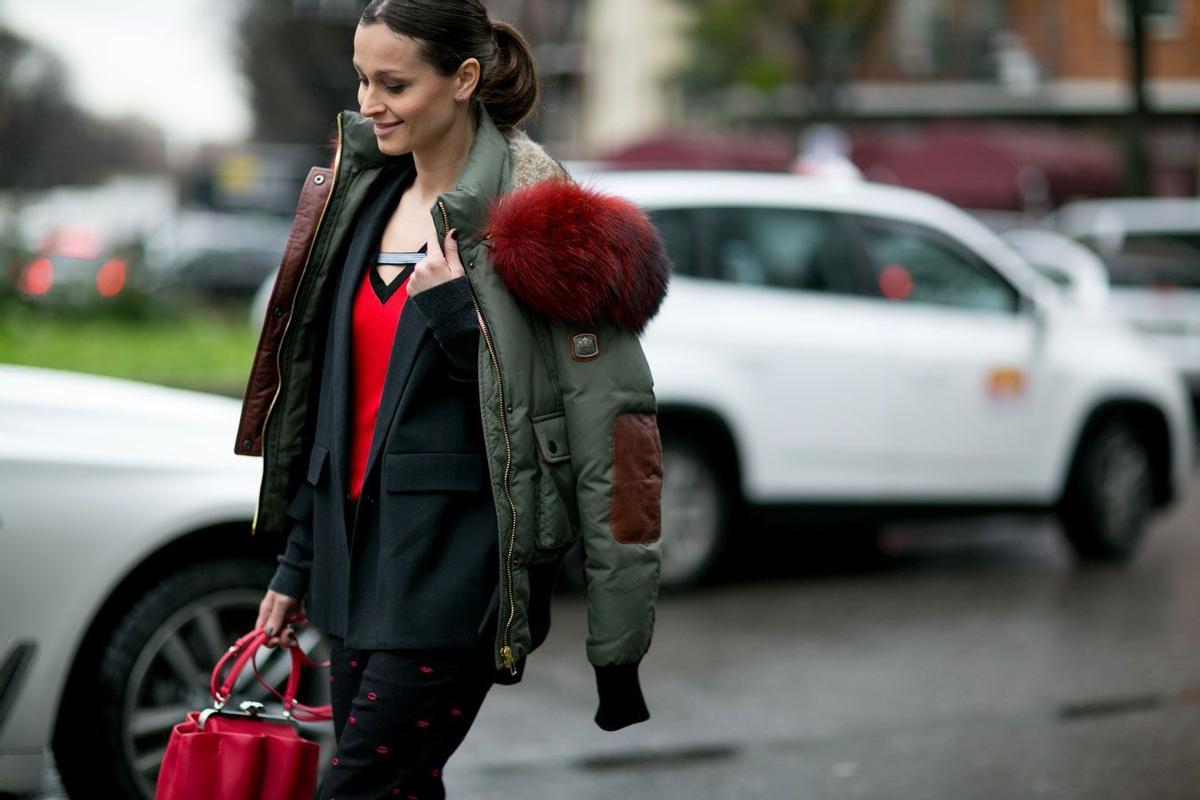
[647,208,699,277]
[1080,232,1200,288]
[858,218,1019,313]
[709,208,856,295]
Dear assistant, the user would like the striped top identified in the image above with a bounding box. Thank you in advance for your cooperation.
[368,244,426,304]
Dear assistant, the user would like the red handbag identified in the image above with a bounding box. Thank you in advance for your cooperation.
[155,616,333,800]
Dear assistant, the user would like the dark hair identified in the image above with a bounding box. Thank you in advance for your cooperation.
[359,0,539,131]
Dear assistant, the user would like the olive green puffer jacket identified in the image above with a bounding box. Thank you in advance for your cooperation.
[235,101,670,726]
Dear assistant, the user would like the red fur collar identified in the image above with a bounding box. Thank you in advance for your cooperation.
[482,179,672,334]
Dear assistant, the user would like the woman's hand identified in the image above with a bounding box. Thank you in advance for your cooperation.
[406,228,464,297]
[256,589,304,649]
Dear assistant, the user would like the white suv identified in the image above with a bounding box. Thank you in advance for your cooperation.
[580,171,1194,586]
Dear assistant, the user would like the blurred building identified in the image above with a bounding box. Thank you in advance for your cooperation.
[579,0,1199,207]
[580,0,691,153]
[853,0,1200,119]
[488,0,589,155]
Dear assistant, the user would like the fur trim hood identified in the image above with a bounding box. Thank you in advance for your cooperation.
[484,133,673,335]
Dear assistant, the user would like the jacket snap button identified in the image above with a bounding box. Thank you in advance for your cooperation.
[241,438,252,451]
[313,174,325,185]
[548,440,557,453]
[273,305,285,318]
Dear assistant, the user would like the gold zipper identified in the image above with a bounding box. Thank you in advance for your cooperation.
[251,112,345,535]
[436,197,519,675]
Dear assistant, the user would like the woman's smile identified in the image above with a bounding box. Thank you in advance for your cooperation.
[373,120,404,136]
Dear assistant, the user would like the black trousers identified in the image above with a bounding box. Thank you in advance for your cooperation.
[316,632,496,800]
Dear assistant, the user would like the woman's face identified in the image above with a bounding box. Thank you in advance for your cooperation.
[352,23,479,156]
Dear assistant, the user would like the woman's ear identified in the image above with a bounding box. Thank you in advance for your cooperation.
[457,57,481,99]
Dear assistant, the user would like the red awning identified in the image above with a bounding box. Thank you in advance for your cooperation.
[598,131,794,172]
[850,123,1122,210]
[597,123,1123,211]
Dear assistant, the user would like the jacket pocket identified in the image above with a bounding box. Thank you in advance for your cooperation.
[384,452,488,493]
[610,411,662,544]
[530,411,579,549]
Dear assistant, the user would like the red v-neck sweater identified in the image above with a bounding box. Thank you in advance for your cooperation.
[347,264,411,501]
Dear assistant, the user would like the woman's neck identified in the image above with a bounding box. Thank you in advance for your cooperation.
[411,110,477,201]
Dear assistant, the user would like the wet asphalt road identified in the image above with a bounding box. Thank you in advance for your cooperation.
[441,475,1200,799]
[38,472,1200,799]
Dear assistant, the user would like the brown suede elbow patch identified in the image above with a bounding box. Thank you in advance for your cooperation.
[610,411,663,544]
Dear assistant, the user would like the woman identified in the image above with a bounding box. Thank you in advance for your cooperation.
[238,1,670,796]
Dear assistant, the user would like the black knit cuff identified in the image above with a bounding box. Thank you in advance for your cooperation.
[268,561,308,600]
[408,275,479,382]
[593,660,650,731]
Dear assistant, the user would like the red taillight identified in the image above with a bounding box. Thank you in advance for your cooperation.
[96,258,127,297]
[19,257,54,295]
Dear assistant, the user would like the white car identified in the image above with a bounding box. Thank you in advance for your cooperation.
[1001,228,1111,316]
[0,366,333,799]
[582,171,1194,586]
[1044,198,1200,395]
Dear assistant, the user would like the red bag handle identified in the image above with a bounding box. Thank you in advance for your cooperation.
[209,614,332,722]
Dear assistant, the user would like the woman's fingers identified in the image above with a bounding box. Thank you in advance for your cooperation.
[411,228,463,294]
[443,228,463,275]
[255,592,272,632]
[257,591,305,650]
[263,591,295,648]
[282,626,298,649]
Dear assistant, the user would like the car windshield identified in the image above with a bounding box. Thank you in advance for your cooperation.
[1080,231,1200,288]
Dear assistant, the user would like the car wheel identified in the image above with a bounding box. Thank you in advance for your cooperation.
[53,560,333,800]
[1059,420,1155,562]
[658,436,730,588]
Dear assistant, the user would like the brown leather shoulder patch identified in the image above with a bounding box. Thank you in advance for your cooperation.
[234,166,333,456]
[610,411,663,544]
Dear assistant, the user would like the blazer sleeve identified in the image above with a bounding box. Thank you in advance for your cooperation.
[267,483,315,599]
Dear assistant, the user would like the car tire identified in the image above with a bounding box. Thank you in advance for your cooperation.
[53,559,332,800]
[1058,419,1155,562]
[656,435,731,588]
[556,435,731,591]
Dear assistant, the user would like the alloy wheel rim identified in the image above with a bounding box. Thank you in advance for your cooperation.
[1099,433,1152,546]
[660,444,722,585]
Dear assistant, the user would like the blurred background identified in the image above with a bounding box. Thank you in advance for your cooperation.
[0,0,1197,391]
[3,1,1200,799]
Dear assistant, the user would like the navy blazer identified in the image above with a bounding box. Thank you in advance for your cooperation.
[269,160,503,650]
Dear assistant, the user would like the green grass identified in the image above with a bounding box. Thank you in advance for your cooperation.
[0,301,259,397]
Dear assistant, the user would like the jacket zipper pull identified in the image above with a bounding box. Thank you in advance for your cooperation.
[500,645,516,674]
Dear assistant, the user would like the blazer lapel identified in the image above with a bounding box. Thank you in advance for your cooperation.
[329,159,417,497]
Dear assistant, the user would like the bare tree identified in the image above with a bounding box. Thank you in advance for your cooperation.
[235,0,361,146]
[0,22,162,192]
